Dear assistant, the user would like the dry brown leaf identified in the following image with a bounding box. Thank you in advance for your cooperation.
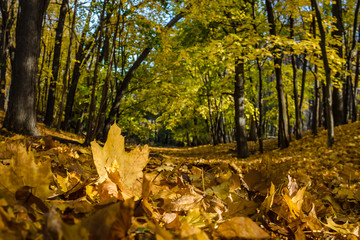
[170,191,203,212]
[91,124,149,198]
[323,217,359,237]
[98,178,121,202]
[162,212,181,229]
[283,186,306,218]
[213,216,270,239]
[305,203,322,231]
[83,199,134,240]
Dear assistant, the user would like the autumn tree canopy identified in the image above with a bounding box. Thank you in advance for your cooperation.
[0,0,359,156]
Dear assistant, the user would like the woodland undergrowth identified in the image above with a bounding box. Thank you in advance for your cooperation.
[0,113,359,239]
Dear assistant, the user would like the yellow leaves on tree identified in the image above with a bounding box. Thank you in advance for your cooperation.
[91,124,149,200]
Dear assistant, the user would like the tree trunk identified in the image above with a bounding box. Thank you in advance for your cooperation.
[0,0,15,110]
[265,0,290,148]
[290,16,302,139]
[312,0,335,147]
[44,0,68,126]
[350,0,360,122]
[234,59,248,158]
[63,0,96,131]
[299,53,307,110]
[249,115,257,141]
[312,14,320,135]
[56,0,78,131]
[313,65,320,135]
[330,0,345,126]
[353,49,360,122]
[84,0,108,145]
[93,8,121,140]
[3,0,49,135]
[256,59,264,153]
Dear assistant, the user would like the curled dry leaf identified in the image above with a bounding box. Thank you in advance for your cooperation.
[283,186,306,219]
[83,198,135,240]
[162,212,181,229]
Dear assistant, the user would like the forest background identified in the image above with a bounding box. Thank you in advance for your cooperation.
[0,0,359,158]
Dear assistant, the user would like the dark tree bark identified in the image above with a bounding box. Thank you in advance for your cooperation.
[249,115,257,141]
[102,11,185,139]
[265,0,290,148]
[312,65,320,135]
[251,1,264,153]
[353,48,360,122]
[56,0,78,131]
[234,59,249,158]
[311,15,320,136]
[331,0,345,126]
[44,0,68,126]
[290,16,302,139]
[350,0,360,122]
[0,0,15,110]
[3,0,49,135]
[93,4,121,140]
[63,0,96,131]
[256,59,264,153]
[84,0,109,145]
[299,53,307,110]
[312,0,335,147]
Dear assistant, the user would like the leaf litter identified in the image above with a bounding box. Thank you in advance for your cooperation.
[0,122,359,239]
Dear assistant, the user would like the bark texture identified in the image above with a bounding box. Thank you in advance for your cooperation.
[3,0,49,135]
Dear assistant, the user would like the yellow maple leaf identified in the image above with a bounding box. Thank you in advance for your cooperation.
[0,144,53,201]
[91,124,149,199]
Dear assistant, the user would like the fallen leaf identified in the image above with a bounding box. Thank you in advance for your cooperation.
[0,144,53,201]
[213,216,270,239]
[91,124,149,198]
[180,221,210,240]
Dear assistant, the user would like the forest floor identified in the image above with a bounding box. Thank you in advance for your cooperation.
[0,110,360,239]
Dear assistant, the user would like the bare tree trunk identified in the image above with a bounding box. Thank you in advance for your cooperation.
[331,0,345,126]
[311,14,320,135]
[350,0,360,122]
[56,0,78,131]
[256,59,264,153]
[3,0,49,135]
[312,0,335,147]
[234,59,248,158]
[299,53,307,110]
[44,0,68,126]
[313,65,320,135]
[353,50,360,122]
[0,0,15,110]
[93,7,121,140]
[63,0,96,131]
[290,16,302,139]
[84,0,108,145]
[265,0,290,148]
